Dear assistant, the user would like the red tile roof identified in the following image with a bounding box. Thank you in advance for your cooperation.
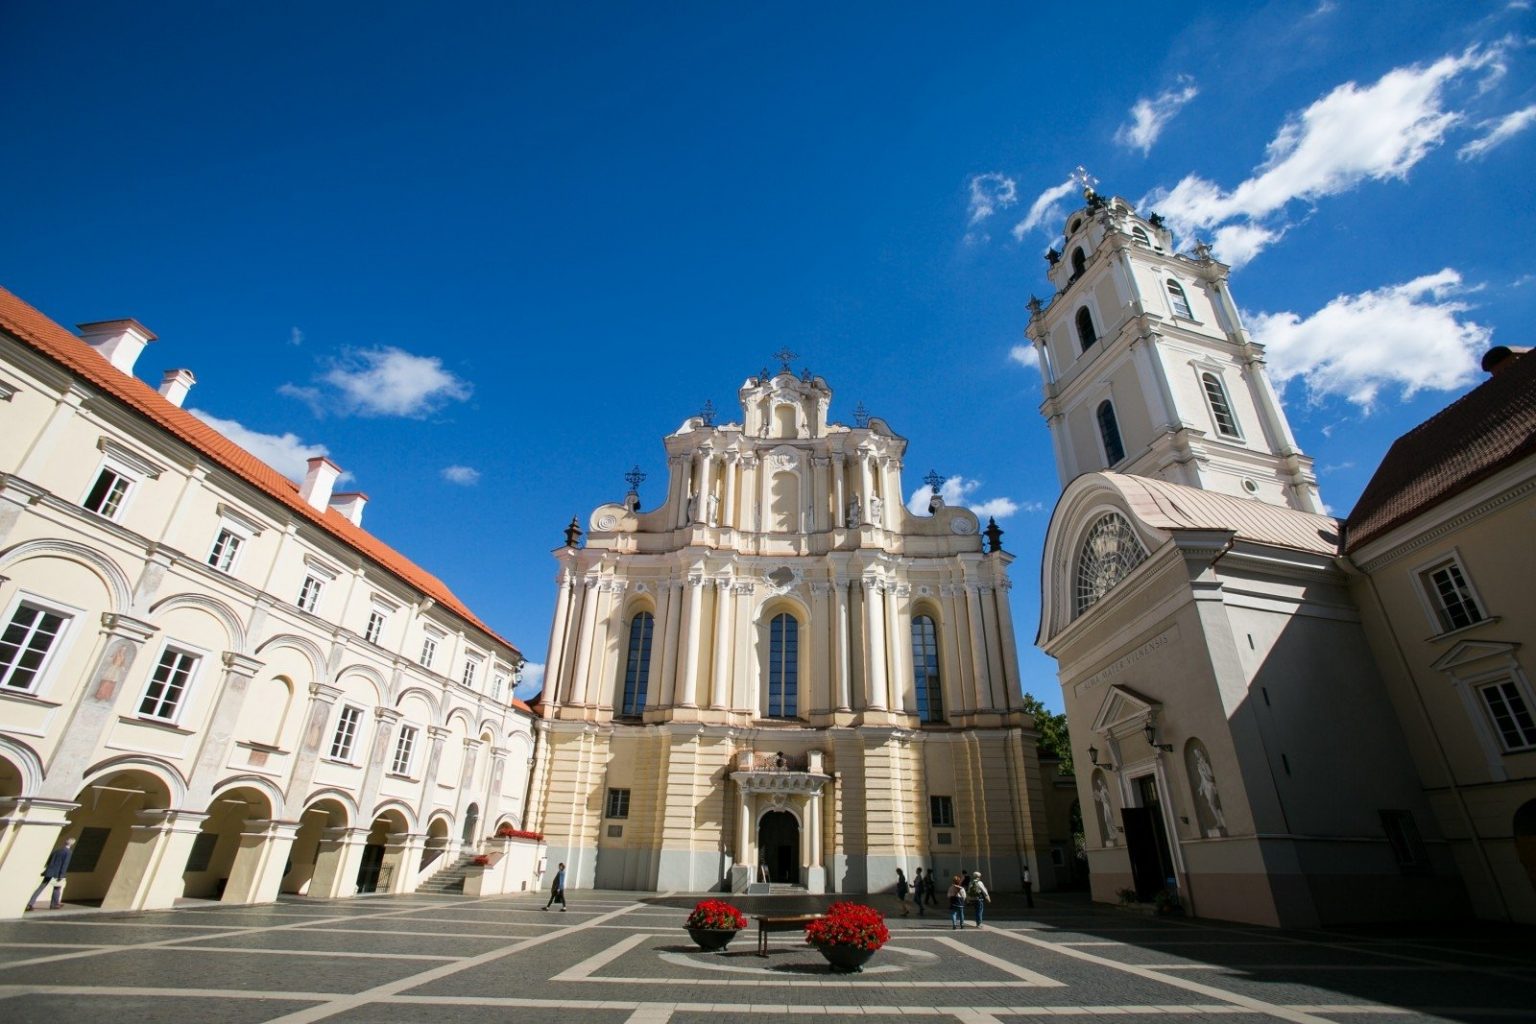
[1345,350,1536,553]
[0,285,521,660]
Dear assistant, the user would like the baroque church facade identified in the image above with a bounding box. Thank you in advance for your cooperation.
[529,367,1052,893]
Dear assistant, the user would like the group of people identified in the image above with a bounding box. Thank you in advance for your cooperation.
[895,867,991,928]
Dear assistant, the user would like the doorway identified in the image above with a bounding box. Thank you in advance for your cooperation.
[758,810,800,884]
[1122,774,1176,901]
[462,803,480,846]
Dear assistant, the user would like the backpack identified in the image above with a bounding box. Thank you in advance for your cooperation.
[967,878,984,899]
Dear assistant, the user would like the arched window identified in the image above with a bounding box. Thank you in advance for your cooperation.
[1167,279,1193,319]
[620,612,654,716]
[1075,307,1097,351]
[911,615,943,722]
[1097,400,1125,465]
[1131,226,1150,246]
[1200,372,1242,438]
[1075,512,1149,616]
[766,613,798,718]
[1070,247,1087,279]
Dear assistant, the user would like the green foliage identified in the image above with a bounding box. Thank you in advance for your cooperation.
[1020,692,1073,774]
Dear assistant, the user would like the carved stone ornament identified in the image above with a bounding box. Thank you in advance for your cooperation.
[731,769,830,795]
[949,510,979,535]
[762,564,803,594]
[768,446,799,470]
[595,512,618,531]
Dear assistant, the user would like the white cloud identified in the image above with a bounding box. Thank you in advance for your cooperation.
[1246,269,1492,410]
[1209,223,1282,271]
[1011,177,1077,241]
[906,474,1020,520]
[1143,44,1505,266]
[282,346,472,418]
[514,661,545,699]
[967,173,1018,225]
[189,409,345,483]
[1114,76,1199,155]
[1007,344,1040,370]
[1458,103,1536,159]
[441,465,481,485]
[289,327,304,346]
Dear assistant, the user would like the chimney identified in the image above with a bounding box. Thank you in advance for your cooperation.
[299,457,342,512]
[78,319,157,375]
[1481,345,1531,376]
[329,491,368,527]
[157,368,196,407]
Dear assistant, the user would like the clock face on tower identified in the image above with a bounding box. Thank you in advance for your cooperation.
[1074,512,1148,616]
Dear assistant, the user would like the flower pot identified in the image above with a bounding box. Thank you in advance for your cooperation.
[816,944,876,973]
[687,927,739,952]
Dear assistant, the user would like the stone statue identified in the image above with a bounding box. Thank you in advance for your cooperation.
[1094,775,1115,844]
[1193,747,1227,835]
[706,493,720,527]
[846,495,862,528]
[869,495,883,524]
[685,494,697,523]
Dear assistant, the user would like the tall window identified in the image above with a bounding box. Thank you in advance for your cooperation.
[1479,680,1536,751]
[83,467,132,520]
[420,634,438,667]
[0,601,68,693]
[1131,226,1150,246]
[462,656,481,689]
[621,611,654,716]
[207,528,243,573]
[1097,400,1125,465]
[1200,372,1241,438]
[606,788,631,818]
[930,795,955,827]
[1421,559,1485,632]
[911,615,943,722]
[139,647,198,721]
[766,613,798,718]
[391,725,418,775]
[297,574,324,613]
[1075,307,1097,351]
[1070,247,1087,279]
[330,704,363,760]
[1168,279,1193,318]
[492,674,506,701]
[364,609,386,645]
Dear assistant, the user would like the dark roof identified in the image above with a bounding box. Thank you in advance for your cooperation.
[0,285,521,660]
[1345,350,1536,552]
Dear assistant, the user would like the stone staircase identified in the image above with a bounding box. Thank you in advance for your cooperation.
[415,853,478,895]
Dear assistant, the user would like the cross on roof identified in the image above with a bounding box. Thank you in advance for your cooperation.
[924,469,944,492]
[772,347,798,371]
[1072,165,1099,194]
[624,465,646,491]
[854,401,870,428]
[699,399,715,426]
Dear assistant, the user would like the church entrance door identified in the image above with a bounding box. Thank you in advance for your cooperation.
[758,810,800,884]
[1123,775,1175,901]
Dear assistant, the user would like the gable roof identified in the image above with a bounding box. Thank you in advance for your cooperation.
[1345,350,1536,553]
[0,285,520,660]
[1105,474,1340,555]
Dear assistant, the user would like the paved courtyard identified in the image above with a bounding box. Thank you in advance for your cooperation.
[0,890,1532,1023]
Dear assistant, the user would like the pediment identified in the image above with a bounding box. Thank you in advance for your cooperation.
[1089,684,1161,735]
[1432,639,1520,673]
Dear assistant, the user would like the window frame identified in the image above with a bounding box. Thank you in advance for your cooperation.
[390,724,419,776]
[328,703,365,762]
[1167,278,1194,319]
[930,795,955,828]
[911,613,943,723]
[80,438,164,524]
[1414,552,1488,635]
[207,525,247,574]
[765,611,800,719]
[1477,678,1536,752]
[136,641,206,725]
[620,610,655,717]
[0,592,79,696]
[1198,370,1244,440]
[1096,399,1126,466]
[1075,306,1098,351]
[605,788,631,819]
[81,464,135,521]
[296,574,325,614]
[462,653,483,689]
[363,608,388,646]
[420,630,442,668]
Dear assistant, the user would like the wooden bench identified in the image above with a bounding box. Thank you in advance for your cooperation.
[755,913,824,956]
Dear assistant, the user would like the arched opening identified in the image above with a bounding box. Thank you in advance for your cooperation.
[1515,800,1536,897]
[1070,247,1087,279]
[1096,400,1125,465]
[769,471,799,533]
[461,802,480,845]
[0,752,24,799]
[758,810,800,885]
[421,816,452,871]
[620,611,654,717]
[284,797,349,894]
[1076,307,1097,351]
[63,769,174,908]
[1168,279,1193,319]
[911,613,943,723]
[187,785,276,902]
[764,612,800,718]
[357,809,409,894]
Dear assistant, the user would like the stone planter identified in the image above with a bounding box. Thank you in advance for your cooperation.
[816,944,876,973]
[686,926,739,952]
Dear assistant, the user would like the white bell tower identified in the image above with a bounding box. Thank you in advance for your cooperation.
[1024,176,1321,514]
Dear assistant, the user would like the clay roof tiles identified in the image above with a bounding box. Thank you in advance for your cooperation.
[0,285,520,660]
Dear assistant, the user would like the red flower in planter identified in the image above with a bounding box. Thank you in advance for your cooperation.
[804,902,889,952]
[493,825,544,840]
[685,899,747,930]
[472,855,491,866]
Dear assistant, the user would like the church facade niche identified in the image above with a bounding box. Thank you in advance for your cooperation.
[530,366,1050,896]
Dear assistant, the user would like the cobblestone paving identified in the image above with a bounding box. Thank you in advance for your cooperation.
[0,891,1532,1023]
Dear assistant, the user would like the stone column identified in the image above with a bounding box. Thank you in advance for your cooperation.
[889,583,913,714]
[222,819,300,905]
[310,826,369,899]
[980,586,1006,710]
[863,578,888,711]
[285,682,344,806]
[811,456,830,532]
[678,575,705,707]
[964,584,991,711]
[709,579,733,710]
[456,738,483,848]
[592,580,627,707]
[567,579,600,705]
[39,613,157,799]
[484,747,508,828]
[731,581,754,711]
[740,454,759,533]
[352,707,402,820]
[668,454,689,528]
[102,808,208,912]
[722,453,739,529]
[939,585,970,716]
[381,832,427,894]
[422,725,450,796]
[833,580,852,711]
[184,652,266,805]
[858,453,874,516]
[993,582,1022,712]
[832,453,846,526]
[542,574,575,704]
[0,797,76,918]
[657,579,683,707]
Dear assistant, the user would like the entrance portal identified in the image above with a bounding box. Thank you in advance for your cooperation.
[758,810,799,884]
[1123,774,1176,901]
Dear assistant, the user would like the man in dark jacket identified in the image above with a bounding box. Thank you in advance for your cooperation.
[26,837,75,911]
[542,862,567,911]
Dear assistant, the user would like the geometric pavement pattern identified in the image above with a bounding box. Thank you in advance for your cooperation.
[1,890,1532,1023]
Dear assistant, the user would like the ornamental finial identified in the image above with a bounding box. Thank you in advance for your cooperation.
[854,401,871,428]
[624,465,646,491]
[1071,164,1099,198]
[771,346,798,372]
[923,469,944,492]
[699,399,715,427]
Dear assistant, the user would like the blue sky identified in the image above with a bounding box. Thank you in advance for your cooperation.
[2,2,1532,711]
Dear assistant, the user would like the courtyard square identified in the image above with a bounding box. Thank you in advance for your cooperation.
[0,891,1531,1023]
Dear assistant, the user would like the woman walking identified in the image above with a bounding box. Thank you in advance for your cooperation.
[895,867,911,916]
[912,868,926,916]
[947,873,966,930]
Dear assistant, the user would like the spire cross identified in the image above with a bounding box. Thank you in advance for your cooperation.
[624,465,646,491]
[854,401,871,428]
[923,469,944,492]
[699,399,715,426]
[771,347,798,372]
[1072,165,1099,195]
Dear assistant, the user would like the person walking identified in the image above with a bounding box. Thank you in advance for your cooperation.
[542,861,567,911]
[26,837,75,912]
[926,866,939,906]
[968,871,992,928]
[1022,862,1034,908]
[946,873,966,930]
[912,868,926,916]
[895,867,910,916]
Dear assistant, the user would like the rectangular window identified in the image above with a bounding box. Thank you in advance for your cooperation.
[83,467,132,520]
[420,635,438,668]
[391,725,418,775]
[462,656,481,689]
[1200,372,1242,439]
[364,609,386,645]
[329,704,363,760]
[1422,559,1485,632]
[297,575,324,613]
[930,795,955,828]
[606,788,631,819]
[492,674,506,701]
[208,528,243,573]
[1379,810,1430,873]
[0,601,70,693]
[139,647,198,721]
[1479,680,1536,751]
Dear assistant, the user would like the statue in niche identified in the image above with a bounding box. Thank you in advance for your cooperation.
[685,493,697,523]
[1093,774,1116,845]
[846,495,862,528]
[706,493,720,527]
[869,495,883,524]
[1191,746,1228,837]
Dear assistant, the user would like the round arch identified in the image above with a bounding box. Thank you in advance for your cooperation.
[334,665,388,707]
[756,807,802,885]
[394,685,442,724]
[368,799,418,834]
[0,538,133,612]
[0,735,45,796]
[210,774,287,820]
[254,633,328,683]
[81,755,187,808]
[300,788,358,827]
[149,593,248,653]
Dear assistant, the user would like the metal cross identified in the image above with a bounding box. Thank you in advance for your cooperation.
[854,401,871,428]
[699,399,715,426]
[923,469,944,492]
[1072,165,1099,193]
[624,465,646,491]
[771,347,798,371]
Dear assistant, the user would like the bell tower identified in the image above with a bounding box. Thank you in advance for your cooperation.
[1023,175,1321,513]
